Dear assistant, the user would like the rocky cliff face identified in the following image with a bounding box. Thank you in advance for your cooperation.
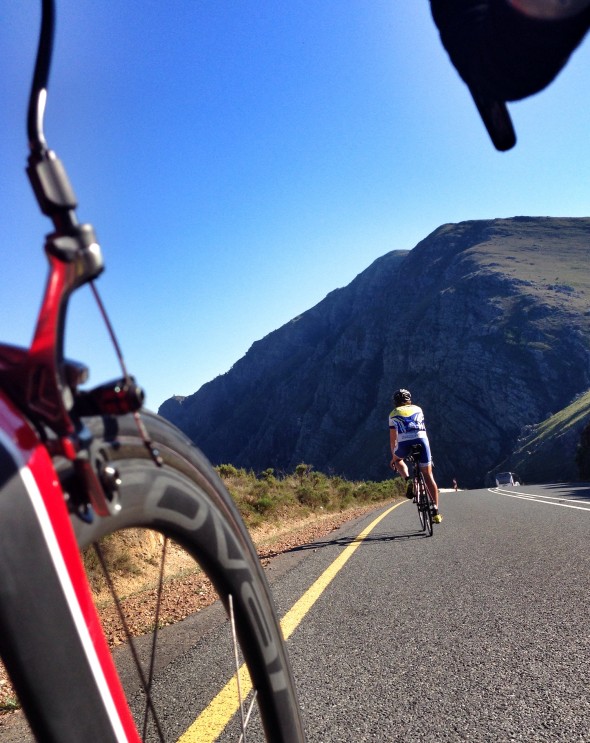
[159,217,590,488]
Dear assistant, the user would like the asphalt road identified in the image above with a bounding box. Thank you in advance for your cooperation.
[275,484,590,742]
[2,484,590,742]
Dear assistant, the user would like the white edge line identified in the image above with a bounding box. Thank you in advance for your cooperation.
[489,487,590,511]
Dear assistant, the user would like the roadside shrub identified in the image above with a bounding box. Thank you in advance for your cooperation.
[296,483,330,509]
[295,463,312,480]
[217,461,401,524]
[216,463,240,478]
[254,494,275,514]
[353,483,375,503]
[336,479,353,498]
[260,468,276,483]
[309,471,329,487]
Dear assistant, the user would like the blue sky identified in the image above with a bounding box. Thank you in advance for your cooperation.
[1,3,589,411]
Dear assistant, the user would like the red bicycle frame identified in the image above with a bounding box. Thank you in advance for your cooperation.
[0,395,140,742]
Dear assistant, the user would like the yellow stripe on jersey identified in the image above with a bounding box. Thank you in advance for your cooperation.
[390,404,420,418]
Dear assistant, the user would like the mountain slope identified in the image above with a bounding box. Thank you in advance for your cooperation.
[160,217,590,487]
[490,390,590,485]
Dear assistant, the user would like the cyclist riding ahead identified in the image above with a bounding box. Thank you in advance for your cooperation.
[389,389,442,524]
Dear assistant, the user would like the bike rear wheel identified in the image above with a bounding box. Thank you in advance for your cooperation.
[68,411,305,743]
[417,475,433,537]
[416,476,427,532]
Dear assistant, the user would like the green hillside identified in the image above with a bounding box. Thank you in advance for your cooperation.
[491,390,590,485]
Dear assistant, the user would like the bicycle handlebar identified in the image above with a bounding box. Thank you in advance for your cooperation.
[27,0,81,238]
[27,0,54,154]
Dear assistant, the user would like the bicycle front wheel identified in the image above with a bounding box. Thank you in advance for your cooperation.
[69,411,305,743]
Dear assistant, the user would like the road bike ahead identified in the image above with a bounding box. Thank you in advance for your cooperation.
[0,2,305,741]
[405,444,436,537]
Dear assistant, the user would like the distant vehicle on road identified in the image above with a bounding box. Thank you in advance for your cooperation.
[495,472,520,487]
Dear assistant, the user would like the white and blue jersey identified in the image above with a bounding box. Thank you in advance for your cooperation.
[389,404,432,465]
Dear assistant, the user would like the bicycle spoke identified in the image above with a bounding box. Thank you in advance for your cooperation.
[92,536,273,742]
[142,538,167,740]
[229,594,248,740]
[237,693,258,743]
[92,540,165,741]
[229,593,262,742]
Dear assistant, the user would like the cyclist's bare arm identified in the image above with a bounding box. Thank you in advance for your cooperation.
[389,429,398,461]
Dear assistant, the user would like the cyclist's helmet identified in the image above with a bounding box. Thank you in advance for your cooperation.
[393,389,412,406]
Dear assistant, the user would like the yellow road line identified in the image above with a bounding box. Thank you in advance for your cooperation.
[178,500,403,742]
[280,501,402,640]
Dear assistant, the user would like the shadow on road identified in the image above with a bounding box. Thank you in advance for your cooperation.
[534,483,590,501]
[281,529,429,554]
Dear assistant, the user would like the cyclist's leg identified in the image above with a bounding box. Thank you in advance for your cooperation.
[420,465,442,524]
[391,443,414,499]
[417,441,439,509]
[417,472,434,536]
[420,464,439,509]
